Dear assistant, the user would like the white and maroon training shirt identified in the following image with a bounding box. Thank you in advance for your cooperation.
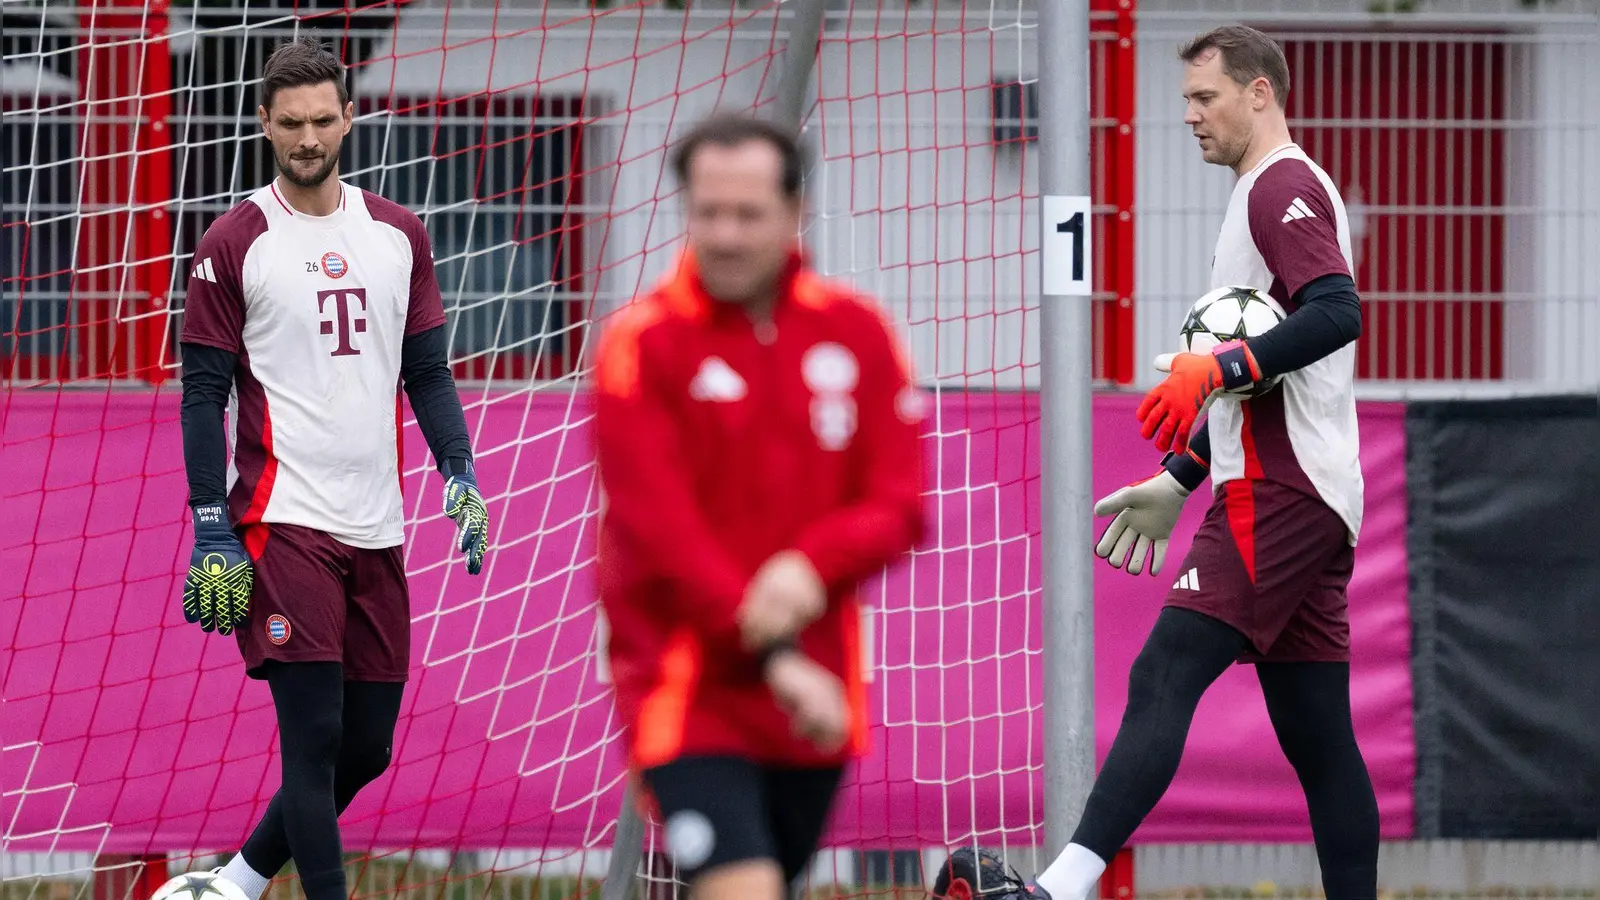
[181,180,447,549]
[1206,142,1364,545]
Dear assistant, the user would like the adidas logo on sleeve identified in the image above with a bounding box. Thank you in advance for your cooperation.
[1281,197,1316,223]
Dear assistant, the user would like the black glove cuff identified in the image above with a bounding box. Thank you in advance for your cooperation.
[441,457,475,478]
[1162,449,1209,494]
[191,502,233,537]
[1213,341,1260,392]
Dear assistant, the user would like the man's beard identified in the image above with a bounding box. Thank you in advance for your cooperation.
[276,145,340,188]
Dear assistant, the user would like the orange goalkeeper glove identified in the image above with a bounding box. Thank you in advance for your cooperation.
[1135,341,1261,455]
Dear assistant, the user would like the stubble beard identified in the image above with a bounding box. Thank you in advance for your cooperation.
[277,145,340,189]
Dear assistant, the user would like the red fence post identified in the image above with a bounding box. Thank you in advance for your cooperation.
[92,854,170,900]
[1099,847,1135,900]
[135,0,174,385]
[75,0,171,383]
[1104,0,1137,385]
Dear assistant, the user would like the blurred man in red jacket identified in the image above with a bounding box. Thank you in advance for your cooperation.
[592,112,927,900]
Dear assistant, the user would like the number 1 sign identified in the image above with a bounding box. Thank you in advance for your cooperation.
[1041,195,1093,297]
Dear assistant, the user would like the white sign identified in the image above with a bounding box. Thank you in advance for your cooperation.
[1041,194,1093,296]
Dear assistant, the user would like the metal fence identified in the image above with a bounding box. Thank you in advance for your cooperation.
[2,9,590,384]
[6,1,1597,393]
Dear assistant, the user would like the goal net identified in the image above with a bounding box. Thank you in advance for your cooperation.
[3,2,1060,899]
[10,3,1595,900]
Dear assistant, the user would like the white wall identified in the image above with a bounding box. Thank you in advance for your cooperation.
[356,3,775,317]
[359,0,1600,394]
[1134,14,1238,389]
[1529,20,1600,390]
[359,1,1042,389]
[808,6,1040,389]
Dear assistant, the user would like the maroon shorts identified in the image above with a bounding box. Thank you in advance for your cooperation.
[237,523,410,682]
[1165,480,1355,663]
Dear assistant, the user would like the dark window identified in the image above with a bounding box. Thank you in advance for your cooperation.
[1,92,78,382]
[350,95,587,381]
[991,79,1038,145]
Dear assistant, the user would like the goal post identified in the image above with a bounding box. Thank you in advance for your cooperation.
[1034,0,1096,860]
[5,2,1075,898]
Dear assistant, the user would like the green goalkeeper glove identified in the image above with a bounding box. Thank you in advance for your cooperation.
[182,503,253,635]
[443,459,489,576]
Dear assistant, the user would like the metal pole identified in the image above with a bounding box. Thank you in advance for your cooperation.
[772,0,828,132]
[601,781,648,900]
[1036,0,1097,859]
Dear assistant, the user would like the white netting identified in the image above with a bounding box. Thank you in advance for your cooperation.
[2,2,1049,897]
[5,3,1598,900]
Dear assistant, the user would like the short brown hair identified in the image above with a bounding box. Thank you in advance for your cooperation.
[261,37,348,111]
[1179,25,1290,108]
[670,112,806,199]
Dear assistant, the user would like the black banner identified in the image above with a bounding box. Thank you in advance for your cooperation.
[1407,395,1600,839]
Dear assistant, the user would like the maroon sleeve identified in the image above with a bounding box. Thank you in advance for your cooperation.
[592,307,749,648]
[1247,159,1351,300]
[790,297,927,590]
[403,221,447,335]
[363,190,448,336]
[180,202,268,353]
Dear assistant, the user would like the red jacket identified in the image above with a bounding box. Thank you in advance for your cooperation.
[593,249,927,769]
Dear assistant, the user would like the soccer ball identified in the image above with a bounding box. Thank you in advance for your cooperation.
[1179,284,1286,397]
[931,847,1024,900]
[150,872,250,900]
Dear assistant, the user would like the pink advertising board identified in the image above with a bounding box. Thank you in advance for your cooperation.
[1,388,1412,853]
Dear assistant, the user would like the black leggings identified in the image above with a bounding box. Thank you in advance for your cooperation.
[238,662,404,900]
[1070,608,1380,899]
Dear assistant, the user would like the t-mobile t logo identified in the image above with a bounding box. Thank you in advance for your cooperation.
[317,288,367,356]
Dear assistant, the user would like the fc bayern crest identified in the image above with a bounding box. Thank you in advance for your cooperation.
[802,342,858,395]
[266,614,292,645]
[321,251,349,279]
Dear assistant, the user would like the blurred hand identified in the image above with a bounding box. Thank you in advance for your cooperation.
[737,551,826,652]
[765,651,850,754]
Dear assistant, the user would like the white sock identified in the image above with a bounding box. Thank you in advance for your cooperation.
[218,855,272,900]
[1035,843,1107,900]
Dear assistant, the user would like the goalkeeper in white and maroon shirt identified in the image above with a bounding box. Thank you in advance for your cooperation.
[1014,26,1378,900]
[177,38,488,900]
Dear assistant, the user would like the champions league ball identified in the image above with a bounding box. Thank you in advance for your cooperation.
[150,872,250,900]
[1179,284,1287,397]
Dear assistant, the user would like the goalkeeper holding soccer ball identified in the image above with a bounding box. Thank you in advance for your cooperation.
[593,113,926,900]
[1009,26,1377,900]
[177,39,487,900]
